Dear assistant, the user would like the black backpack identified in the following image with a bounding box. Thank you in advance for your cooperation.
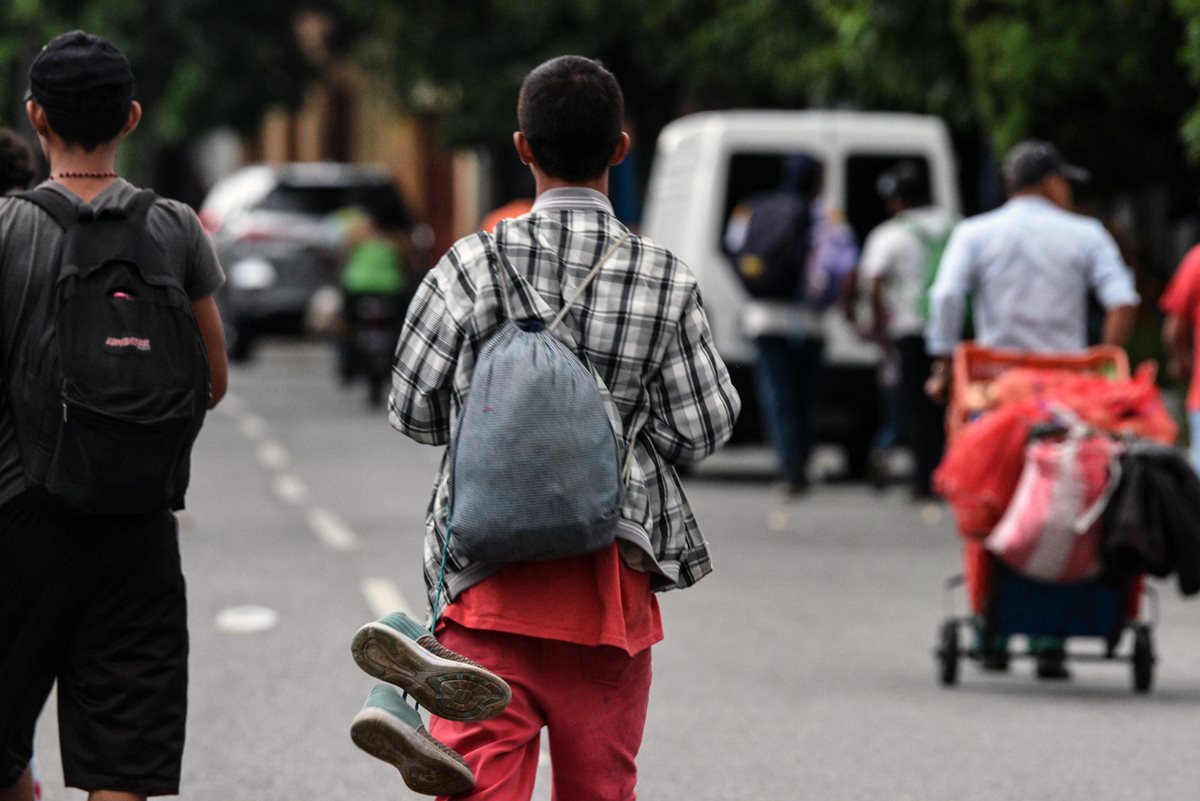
[732,191,812,300]
[5,187,210,514]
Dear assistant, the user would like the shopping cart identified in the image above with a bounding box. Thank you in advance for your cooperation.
[935,343,1157,692]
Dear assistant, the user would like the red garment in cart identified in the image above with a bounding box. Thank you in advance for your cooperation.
[937,364,1175,613]
[935,400,1048,539]
[989,364,1177,443]
[936,366,1177,541]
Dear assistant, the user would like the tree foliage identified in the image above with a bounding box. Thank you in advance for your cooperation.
[355,0,1198,202]
[953,0,1193,195]
[0,0,313,187]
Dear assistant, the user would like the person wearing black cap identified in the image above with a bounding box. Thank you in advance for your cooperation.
[925,139,1138,370]
[859,161,955,499]
[0,30,227,801]
[923,139,1139,681]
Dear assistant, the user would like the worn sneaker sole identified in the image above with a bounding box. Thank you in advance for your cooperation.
[351,622,511,721]
[350,707,475,796]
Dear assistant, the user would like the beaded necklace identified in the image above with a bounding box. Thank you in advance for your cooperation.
[50,170,118,180]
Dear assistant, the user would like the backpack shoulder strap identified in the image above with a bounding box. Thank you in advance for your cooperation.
[549,231,631,332]
[120,188,158,222]
[485,228,517,321]
[15,186,79,230]
[489,221,630,332]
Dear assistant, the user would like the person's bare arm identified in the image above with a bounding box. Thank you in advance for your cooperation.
[1163,313,1192,380]
[193,295,228,408]
[925,356,951,404]
[867,275,889,346]
[1101,303,1138,349]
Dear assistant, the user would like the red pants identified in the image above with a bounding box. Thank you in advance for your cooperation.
[430,622,652,801]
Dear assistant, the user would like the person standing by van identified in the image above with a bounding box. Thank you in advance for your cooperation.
[924,139,1138,680]
[860,161,955,499]
[726,155,857,494]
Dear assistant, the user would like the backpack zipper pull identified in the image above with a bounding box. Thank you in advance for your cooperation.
[62,401,68,423]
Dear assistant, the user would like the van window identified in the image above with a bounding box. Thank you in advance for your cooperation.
[720,152,820,255]
[843,154,932,245]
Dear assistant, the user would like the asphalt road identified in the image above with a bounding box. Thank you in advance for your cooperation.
[31,340,1200,801]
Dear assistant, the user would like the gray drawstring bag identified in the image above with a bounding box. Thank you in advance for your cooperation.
[447,232,633,563]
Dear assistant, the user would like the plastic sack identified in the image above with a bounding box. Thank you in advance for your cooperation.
[934,400,1047,539]
[985,432,1120,583]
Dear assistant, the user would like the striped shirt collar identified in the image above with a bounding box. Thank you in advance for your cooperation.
[531,187,614,215]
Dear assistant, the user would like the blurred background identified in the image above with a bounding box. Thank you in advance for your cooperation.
[3,0,1199,261]
[4,0,1199,470]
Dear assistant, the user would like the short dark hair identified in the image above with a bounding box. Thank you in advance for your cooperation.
[518,56,623,182]
[877,161,930,207]
[0,129,36,192]
[28,30,134,151]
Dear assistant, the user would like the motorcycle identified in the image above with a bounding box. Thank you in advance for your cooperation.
[341,292,407,408]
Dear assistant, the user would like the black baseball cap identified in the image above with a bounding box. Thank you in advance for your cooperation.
[26,30,134,115]
[1002,140,1090,190]
[876,161,929,205]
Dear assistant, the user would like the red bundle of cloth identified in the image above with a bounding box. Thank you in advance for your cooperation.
[935,363,1177,541]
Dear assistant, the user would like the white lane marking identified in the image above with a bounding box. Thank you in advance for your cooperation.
[766,510,791,531]
[238,414,267,440]
[257,441,290,471]
[273,474,309,504]
[362,578,415,620]
[307,507,358,551]
[215,392,243,415]
[215,605,279,633]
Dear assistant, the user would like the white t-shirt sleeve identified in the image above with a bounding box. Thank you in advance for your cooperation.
[858,224,904,282]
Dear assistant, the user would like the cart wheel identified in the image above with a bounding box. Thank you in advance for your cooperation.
[937,620,960,686]
[1132,624,1155,694]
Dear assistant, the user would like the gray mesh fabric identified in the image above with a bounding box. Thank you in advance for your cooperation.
[448,320,623,562]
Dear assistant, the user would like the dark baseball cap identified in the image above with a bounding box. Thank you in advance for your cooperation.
[1002,140,1090,190]
[26,30,134,114]
[876,161,929,204]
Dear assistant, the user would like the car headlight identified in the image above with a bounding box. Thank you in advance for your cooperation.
[229,257,277,290]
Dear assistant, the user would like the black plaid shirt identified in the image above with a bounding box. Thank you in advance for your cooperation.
[389,189,740,609]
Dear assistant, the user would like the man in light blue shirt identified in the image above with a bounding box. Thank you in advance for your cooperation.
[925,140,1139,384]
[924,140,1139,682]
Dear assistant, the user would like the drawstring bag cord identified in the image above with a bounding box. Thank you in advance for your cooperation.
[430,494,453,633]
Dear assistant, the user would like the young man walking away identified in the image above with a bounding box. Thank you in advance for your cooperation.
[0,31,227,801]
[860,161,955,499]
[352,55,740,799]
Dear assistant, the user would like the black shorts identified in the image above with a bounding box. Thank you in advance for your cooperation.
[0,495,188,795]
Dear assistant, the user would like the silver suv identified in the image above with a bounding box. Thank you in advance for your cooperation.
[200,163,411,361]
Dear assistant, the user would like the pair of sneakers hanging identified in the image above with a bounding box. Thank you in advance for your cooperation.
[349,611,512,796]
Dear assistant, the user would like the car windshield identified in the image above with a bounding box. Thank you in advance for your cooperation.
[257,182,410,228]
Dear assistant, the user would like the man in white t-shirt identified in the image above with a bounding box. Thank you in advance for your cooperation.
[860,162,955,498]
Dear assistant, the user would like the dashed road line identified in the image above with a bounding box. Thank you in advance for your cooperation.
[362,578,415,619]
[230,401,371,557]
[238,414,267,440]
[273,473,309,505]
[307,507,358,551]
[256,441,290,471]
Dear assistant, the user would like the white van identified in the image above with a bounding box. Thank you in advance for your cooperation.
[642,110,961,474]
